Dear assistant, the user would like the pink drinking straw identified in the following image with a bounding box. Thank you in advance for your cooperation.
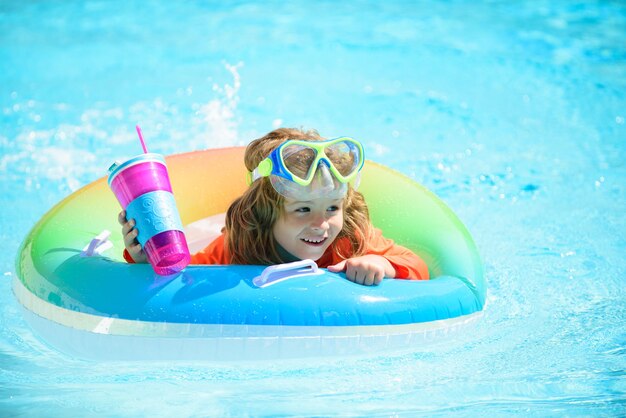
[135,125,149,154]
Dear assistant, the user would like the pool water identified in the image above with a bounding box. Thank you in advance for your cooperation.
[1,1,625,416]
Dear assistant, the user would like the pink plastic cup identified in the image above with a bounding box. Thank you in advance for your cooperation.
[108,153,190,275]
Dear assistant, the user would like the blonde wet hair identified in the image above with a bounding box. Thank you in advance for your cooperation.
[225,127,372,264]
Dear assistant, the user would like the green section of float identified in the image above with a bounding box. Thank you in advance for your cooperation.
[15,177,124,295]
[359,162,485,303]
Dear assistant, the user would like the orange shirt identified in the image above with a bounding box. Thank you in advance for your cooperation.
[190,228,429,280]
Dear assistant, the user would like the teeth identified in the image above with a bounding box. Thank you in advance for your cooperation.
[303,237,325,243]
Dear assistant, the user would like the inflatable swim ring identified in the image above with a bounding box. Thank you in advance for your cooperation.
[14,147,485,361]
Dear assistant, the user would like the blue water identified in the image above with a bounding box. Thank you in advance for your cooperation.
[2,0,625,416]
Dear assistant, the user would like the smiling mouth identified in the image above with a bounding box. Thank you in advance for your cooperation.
[301,237,327,246]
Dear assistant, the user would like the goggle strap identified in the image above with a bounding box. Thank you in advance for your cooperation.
[249,158,274,183]
[250,167,261,183]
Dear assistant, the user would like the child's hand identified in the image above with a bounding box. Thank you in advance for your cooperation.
[327,255,396,286]
[118,210,148,263]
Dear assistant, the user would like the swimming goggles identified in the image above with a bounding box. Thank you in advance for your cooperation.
[248,137,364,200]
[248,137,364,186]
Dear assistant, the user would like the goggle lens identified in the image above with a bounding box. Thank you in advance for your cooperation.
[280,144,318,179]
[280,139,361,182]
[326,140,361,177]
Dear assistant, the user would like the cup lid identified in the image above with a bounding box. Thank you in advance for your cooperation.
[107,153,166,185]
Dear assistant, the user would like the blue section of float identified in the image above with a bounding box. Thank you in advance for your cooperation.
[47,256,482,327]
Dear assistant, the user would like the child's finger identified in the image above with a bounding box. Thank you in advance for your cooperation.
[363,271,376,286]
[117,210,127,226]
[327,260,347,272]
[121,219,136,236]
[123,227,139,247]
[346,264,363,284]
[356,270,369,285]
[364,269,384,286]
[128,244,146,263]
[130,242,143,255]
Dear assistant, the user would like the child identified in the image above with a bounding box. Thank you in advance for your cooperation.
[119,128,429,286]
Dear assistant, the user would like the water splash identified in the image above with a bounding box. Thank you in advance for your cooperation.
[0,63,246,194]
[192,61,244,148]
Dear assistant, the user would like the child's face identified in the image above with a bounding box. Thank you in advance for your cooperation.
[273,196,344,261]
